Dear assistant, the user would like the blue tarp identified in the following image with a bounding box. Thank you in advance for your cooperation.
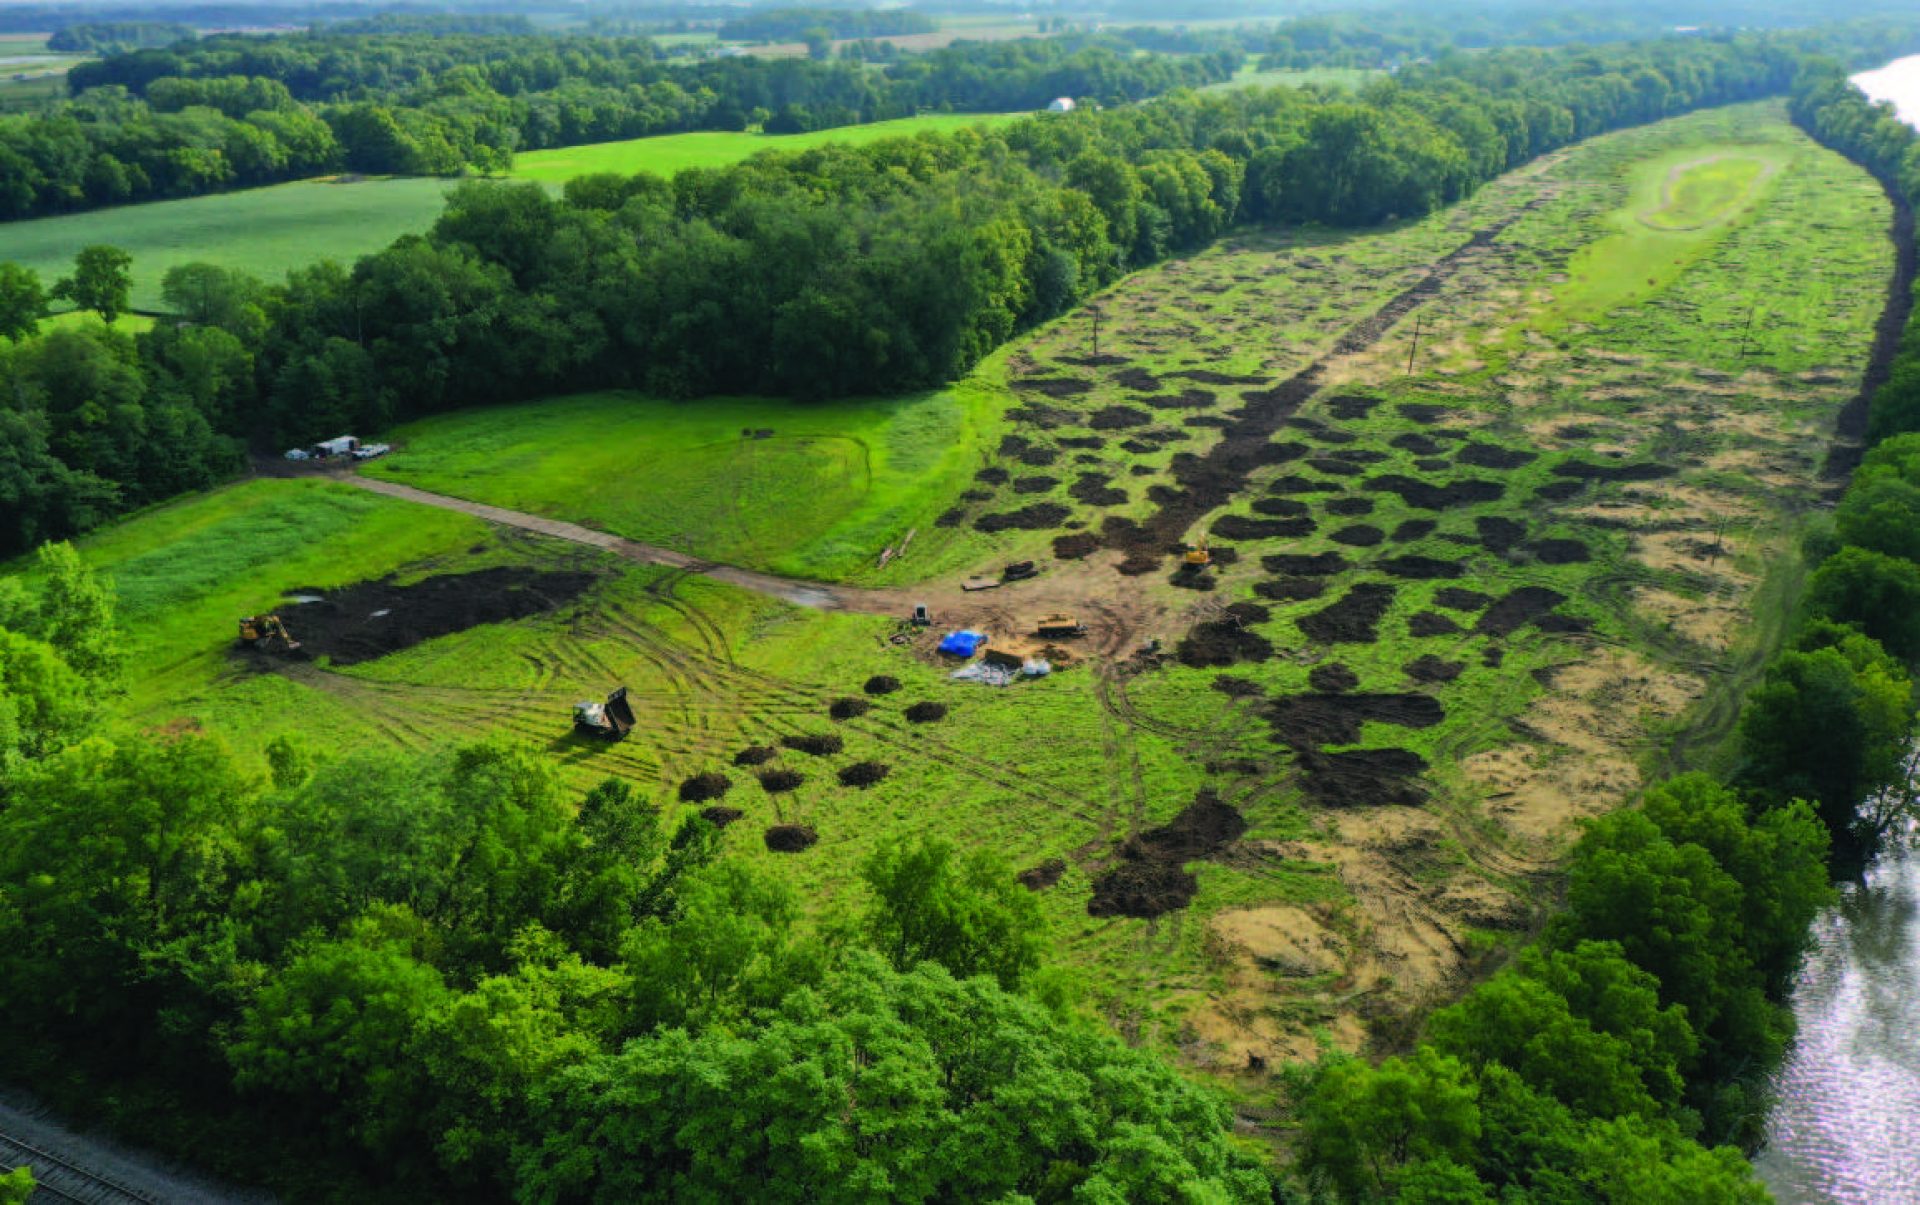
[938,630,988,657]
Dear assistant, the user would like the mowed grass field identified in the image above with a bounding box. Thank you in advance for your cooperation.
[0,114,1030,312]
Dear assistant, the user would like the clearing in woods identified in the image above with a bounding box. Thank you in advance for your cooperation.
[59,100,1897,1125]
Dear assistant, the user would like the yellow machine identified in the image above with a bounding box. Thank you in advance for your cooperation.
[1183,536,1212,567]
[1035,613,1086,638]
[238,614,302,655]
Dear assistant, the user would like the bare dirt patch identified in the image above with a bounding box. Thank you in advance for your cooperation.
[1263,552,1349,576]
[1089,405,1153,430]
[1377,555,1464,580]
[1310,663,1359,693]
[1325,497,1376,516]
[1298,584,1396,644]
[1213,515,1315,540]
[1390,519,1438,543]
[1455,443,1537,469]
[1329,524,1386,547]
[1268,692,1444,747]
[277,568,595,665]
[1408,612,1463,636]
[1255,577,1329,602]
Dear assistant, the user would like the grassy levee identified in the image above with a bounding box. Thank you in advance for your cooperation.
[65,100,1895,1095]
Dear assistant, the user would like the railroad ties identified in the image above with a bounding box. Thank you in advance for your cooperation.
[0,1129,161,1205]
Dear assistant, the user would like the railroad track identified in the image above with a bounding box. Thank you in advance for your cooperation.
[0,1129,159,1205]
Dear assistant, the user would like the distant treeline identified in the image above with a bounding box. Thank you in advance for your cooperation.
[45,21,196,54]
[717,7,936,43]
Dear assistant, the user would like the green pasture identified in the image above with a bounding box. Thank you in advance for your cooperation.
[1203,64,1381,92]
[507,112,1027,183]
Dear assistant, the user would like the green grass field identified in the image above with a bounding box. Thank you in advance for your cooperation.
[1202,64,1382,93]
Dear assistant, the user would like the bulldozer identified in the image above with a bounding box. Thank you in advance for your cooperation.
[1182,536,1213,568]
[574,686,637,741]
[238,614,303,656]
[1035,612,1087,638]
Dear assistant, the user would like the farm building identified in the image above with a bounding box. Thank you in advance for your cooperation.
[1046,97,1075,113]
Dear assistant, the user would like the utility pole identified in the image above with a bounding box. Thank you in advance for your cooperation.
[1739,305,1758,358]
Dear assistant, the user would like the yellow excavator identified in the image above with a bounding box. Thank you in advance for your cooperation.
[1183,535,1213,568]
[238,614,303,656]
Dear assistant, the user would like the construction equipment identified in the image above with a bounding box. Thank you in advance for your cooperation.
[1182,536,1213,568]
[910,603,932,626]
[1035,612,1086,638]
[574,686,637,741]
[238,614,303,655]
[1003,560,1038,582]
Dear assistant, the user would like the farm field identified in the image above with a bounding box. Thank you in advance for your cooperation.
[68,99,1895,1108]
[1202,64,1382,92]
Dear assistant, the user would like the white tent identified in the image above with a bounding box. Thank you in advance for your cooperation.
[1046,97,1075,113]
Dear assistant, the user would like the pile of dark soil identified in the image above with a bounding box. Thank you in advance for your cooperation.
[1415,458,1452,473]
[1476,587,1568,637]
[1408,612,1463,636]
[1298,583,1396,644]
[1391,433,1443,455]
[960,489,993,503]
[998,435,1032,458]
[1266,441,1312,463]
[1327,395,1381,419]
[1117,553,1162,576]
[1089,405,1152,429]
[976,466,1009,485]
[1253,497,1310,517]
[1208,544,1240,567]
[1015,376,1092,398]
[1299,747,1430,806]
[758,768,804,792]
[1177,615,1274,668]
[1377,556,1464,580]
[678,772,732,803]
[975,504,1070,532]
[864,675,903,695]
[1262,552,1349,576]
[1484,647,1506,667]
[1475,516,1527,555]
[1308,457,1366,477]
[699,806,743,828]
[1170,567,1217,592]
[1368,475,1505,510]
[734,745,776,766]
[781,733,844,756]
[1268,691,1443,748]
[1171,369,1265,385]
[1330,524,1386,547]
[279,568,596,665]
[838,761,889,788]
[1019,858,1068,890]
[1213,515,1313,540]
[1399,403,1449,424]
[1141,389,1217,411]
[764,824,818,852]
[1070,474,1128,506]
[1066,353,1127,367]
[1535,480,1585,502]
[1212,675,1264,698]
[1254,577,1328,602]
[1059,435,1105,449]
[1013,475,1059,494]
[1087,791,1247,918]
[1115,366,1162,391]
[1526,538,1591,564]
[904,701,948,723]
[1456,443,1537,469]
[1007,405,1069,428]
[1267,474,1344,495]
[1537,613,1593,634]
[1391,519,1439,543]
[1222,602,1269,624]
[935,508,964,528]
[1326,497,1375,516]
[1053,532,1102,559]
[1309,663,1359,693]
[1434,588,1493,611]
[1552,459,1675,482]
[1020,447,1058,466]
[1405,655,1464,684]
[1185,415,1232,429]
[828,697,871,721]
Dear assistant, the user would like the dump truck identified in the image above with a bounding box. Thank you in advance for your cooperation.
[238,614,303,656]
[1035,612,1086,638]
[574,686,637,741]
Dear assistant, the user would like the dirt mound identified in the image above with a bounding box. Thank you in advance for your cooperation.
[1306,458,1364,478]
[1019,447,1058,467]
[1141,389,1217,411]
[1268,692,1443,748]
[905,701,948,723]
[1535,480,1586,502]
[838,761,889,788]
[1177,616,1275,667]
[1330,524,1385,547]
[1253,497,1310,517]
[279,568,596,665]
[1309,663,1359,693]
[1300,747,1430,807]
[1408,611,1463,636]
[1015,376,1092,398]
[699,806,742,828]
[1537,613,1593,635]
[1088,790,1247,918]
[864,675,902,695]
[758,768,804,793]
[1089,405,1152,430]
[1298,583,1396,644]
[781,733,843,756]
[1185,415,1232,429]
[1019,858,1067,890]
[1525,538,1591,564]
[1327,395,1381,419]
[678,772,732,803]
[1552,459,1675,483]
[1115,367,1162,391]
[1254,577,1328,602]
[1070,473,1127,507]
[764,824,818,852]
[1399,403,1449,424]
[1053,532,1102,559]
[1391,433,1444,455]
[1116,553,1161,576]
[998,435,1032,458]
[1434,588,1493,611]
[1007,405,1069,428]
[1013,475,1059,494]
[735,745,776,766]
[1476,587,1568,637]
[975,504,1070,532]
[1415,458,1452,473]
[1212,675,1264,698]
[1087,858,1199,919]
[1391,519,1438,543]
[1262,552,1349,576]
[935,508,964,528]
[1368,475,1505,510]
[1405,655,1464,684]
[1061,436,1106,451]
[976,466,1009,485]
[1170,569,1218,592]
[1170,369,1265,385]
[1065,353,1126,367]
[1377,556,1463,579]
[1267,474,1344,495]
[1325,497,1375,516]
[1475,516,1527,554]
[1456,443,1537,469]
[829,697,871,721]
[1137,790,1248,859]
[1212,515,1313,541]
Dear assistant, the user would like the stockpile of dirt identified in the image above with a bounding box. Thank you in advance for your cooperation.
[781,733,843,756]
[829,697,871,721]
[1368,475,1505,510]
[1087,791,1247,918]
[935,508,965,528]
[1405,655,1464,684]
[1526,538,1591,564]
[1327,395,1381,419]
[1177,616,1274,667]
[1070,473,1128,506]
[1008,405,1069,428]
[1212,675,1263,698]
[1013,475,1059,494]
[1115,367,1162,391]
[1392,433,1443,455]
[764,824,818,852]
[1330,524,1385,547]
[1391,519,1438,543]
[1213,515,1313,540]
[998,435,1032,458]
[1089,405,1152,429]
[1552,460,1675,482]
[1255,577,1328,601]
[278,568,597,665]
[1434,588,1492,611]
[1053,532,1102,559]
[1015,376,1092,398]
[1378,556,1463,580]
[1019,447,1059,467]
[678,772,732,803]
[699,806,743,828]
[976,466,1009,485]
[864,675,903,695]
[758,769,804,792]
[1253,497,1310,517]
[1263,552,1349,576]
[1308,457,1366,477]
[1399,403,1449,424]
[1456,443,1537,469]
[1309,663,1359,693]
[1267,474,1343,495]
[1059,435,1105,450]
[1408,612,1463,636]
[1298,583,1396,644]
[975,504,1070,532]
[734,745,776,766]
[1268,692,1443,748]
[1326,497,1375,516]
[1476,586,1569,637]
[1141,389,1217,411]
[1536,480,1585,502]
[1299,747,1431,806]
[1018,858,1068,890]
[905,702,948,723]
[1170,369,1265,385]
[1475,516,1527,554]
[838,761,889,788]
[1415,457,1451,473]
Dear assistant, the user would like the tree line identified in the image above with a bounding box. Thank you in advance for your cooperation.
[45,21,195,54]
[1281,61,1920,1203]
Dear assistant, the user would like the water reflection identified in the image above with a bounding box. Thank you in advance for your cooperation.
[1854,56,1920,128]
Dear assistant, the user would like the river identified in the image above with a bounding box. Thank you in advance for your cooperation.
[1749,56,1920,1205]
